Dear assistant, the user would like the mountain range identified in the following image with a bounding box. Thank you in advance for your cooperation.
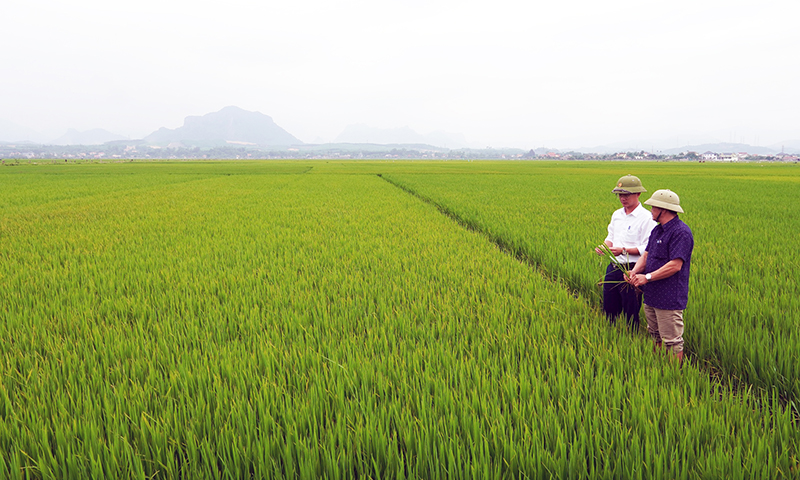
[51,128,128,146]
[1,107,799,154]
[566,141,787,155]
[143,106,301,147]
[0,119,44,144]
[334,124,474,149]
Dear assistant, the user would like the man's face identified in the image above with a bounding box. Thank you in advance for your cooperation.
[617,192,639,209]
[650,206,662,222]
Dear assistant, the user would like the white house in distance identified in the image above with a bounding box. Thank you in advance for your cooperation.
[703,151,741,162]
[718,153,739,162]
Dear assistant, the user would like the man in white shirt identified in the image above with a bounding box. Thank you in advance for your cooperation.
[594,175,657,329]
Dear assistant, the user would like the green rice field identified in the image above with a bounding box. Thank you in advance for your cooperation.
[1,160,798,479]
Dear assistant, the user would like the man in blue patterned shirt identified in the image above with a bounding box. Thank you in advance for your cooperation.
[628,189,694,364]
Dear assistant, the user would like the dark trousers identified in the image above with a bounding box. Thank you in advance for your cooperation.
[603,263,642,329]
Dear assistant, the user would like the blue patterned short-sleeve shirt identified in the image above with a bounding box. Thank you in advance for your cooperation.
[644,216,694,310]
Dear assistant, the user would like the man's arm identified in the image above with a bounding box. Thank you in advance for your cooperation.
[631,258,684,287]
[629,251,648,276]
[624,251,648,283]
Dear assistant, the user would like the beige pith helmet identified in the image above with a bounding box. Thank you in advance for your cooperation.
[644,189,684,213]
[612,174,647,194]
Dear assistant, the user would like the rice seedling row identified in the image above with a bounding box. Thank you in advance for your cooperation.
[381,161,800,404]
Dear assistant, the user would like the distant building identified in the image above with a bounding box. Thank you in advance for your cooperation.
[776,153,799,162]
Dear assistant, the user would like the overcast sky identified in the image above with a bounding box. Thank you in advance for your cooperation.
[2,0,798,148]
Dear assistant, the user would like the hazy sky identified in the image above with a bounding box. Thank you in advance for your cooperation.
[2,0,798,148]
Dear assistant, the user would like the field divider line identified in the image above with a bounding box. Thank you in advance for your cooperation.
[377,174,594,307]
[378,173,800,420]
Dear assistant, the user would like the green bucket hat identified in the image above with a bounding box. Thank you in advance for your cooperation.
[612,174,647,194]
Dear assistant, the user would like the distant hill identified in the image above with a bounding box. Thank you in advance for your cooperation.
[661,143,778,155]
[769,140,800,155]
[0,119,43,143]
[50,128,127,146]
[144,106,302,147]
[295,142,449,153]
[334,124,471,149]
[570,141,784,155]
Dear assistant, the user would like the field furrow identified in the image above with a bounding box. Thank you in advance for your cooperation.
[382,161,800,405]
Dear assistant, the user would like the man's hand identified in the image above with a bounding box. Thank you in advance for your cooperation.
[630,274,649,287]
[595,245,623,256]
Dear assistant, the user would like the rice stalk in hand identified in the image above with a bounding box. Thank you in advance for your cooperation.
[596,244,640,294]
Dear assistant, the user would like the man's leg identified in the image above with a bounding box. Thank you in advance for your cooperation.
[620,271,642,330]
[644,304,661,351]
[603,264,623,324]
[656,308,685,363]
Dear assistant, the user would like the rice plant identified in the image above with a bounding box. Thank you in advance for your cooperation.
[0,161,797,479]
[383,160,800,404]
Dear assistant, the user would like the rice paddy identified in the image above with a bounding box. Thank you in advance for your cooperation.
[1,160,798,479]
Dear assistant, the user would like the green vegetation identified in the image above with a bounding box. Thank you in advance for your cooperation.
[383,161,800,403]
[0,161,798,479]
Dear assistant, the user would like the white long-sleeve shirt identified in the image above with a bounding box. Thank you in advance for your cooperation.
[604,203,657,264]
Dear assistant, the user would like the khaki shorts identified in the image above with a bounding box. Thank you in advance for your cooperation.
[644,304,684,353]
